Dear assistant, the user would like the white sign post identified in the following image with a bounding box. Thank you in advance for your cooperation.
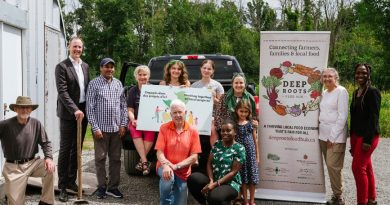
[137,85,213,135]
[257,31,330,203]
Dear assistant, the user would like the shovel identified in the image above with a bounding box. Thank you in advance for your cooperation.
[74,118,88,204]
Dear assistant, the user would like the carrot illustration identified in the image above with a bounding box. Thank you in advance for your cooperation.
[293,64,315,77]
[272,104,287,116]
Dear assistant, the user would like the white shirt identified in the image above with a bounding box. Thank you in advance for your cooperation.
[318,85,349,143]
[69,56,86,103]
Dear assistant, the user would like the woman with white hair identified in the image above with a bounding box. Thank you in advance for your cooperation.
[126,65,156,175]
[319,67,349,205]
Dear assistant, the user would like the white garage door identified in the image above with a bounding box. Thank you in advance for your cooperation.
[0,22,23,172]
[44,26,65,153]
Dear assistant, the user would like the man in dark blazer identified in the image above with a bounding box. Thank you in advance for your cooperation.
[55,36,90,202]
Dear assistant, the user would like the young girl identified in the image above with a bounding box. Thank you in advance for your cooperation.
[234,100,259,205]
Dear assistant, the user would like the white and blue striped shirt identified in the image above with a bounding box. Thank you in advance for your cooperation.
[86,75,128,133]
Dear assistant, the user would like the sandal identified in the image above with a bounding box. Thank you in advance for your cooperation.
[142,161,151,176]
[135,161,143,172]
[233,198,244,205]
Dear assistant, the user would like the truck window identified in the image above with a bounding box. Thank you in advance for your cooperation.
[149,59,241,83]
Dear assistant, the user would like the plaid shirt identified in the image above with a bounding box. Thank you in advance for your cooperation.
[86,75,128,133]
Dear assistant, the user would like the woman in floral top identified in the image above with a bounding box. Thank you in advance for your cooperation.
[214,73,258,135]
[188,119,246,205]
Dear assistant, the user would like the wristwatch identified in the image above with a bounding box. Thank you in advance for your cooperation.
[176,164,181,170]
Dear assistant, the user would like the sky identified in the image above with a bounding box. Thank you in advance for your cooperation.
[265,0,281,9]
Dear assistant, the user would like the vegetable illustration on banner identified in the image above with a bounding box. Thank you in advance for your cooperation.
[261,61,323,117]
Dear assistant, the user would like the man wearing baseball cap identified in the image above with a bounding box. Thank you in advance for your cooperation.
[0,96,55,205]
[86,57,128,199]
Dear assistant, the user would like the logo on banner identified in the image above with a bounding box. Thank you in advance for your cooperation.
[261,61,322,117]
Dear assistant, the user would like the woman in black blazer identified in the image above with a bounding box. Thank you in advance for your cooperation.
[350,63,381,205]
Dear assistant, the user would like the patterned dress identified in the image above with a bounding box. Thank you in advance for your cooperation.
[211,140,246,192]
[236,122,259,184]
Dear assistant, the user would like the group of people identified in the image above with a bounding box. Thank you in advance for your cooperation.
[319,65,381,205]
[0,35,382,205]
[131,55,260,205]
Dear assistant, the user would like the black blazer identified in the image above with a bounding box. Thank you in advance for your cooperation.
[350,86,381,145]
[55,58,90,120]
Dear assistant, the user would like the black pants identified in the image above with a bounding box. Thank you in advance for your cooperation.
[188,172,238,205]
[57,107,87,189]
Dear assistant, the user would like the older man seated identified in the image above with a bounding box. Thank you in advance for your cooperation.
[0,96,55,205]
[155,99,202,205]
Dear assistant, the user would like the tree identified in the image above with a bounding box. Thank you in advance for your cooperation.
[332,24,384,84]
[355,0,390,89]
[283,7,300,30]
[301,0,314,30]
[246,0,277,32]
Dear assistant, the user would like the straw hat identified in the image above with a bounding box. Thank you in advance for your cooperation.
[9,96,39,111]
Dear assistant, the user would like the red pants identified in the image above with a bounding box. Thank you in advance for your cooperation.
[351,133,379,204]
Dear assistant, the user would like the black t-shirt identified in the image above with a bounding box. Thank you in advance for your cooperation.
[126,86,141,119]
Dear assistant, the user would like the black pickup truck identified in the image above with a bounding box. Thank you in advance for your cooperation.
[119,54,257,175]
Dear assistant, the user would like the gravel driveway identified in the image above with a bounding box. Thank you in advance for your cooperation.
[22,138,389,205]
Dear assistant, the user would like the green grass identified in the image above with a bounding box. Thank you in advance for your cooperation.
[379,91,390,138]
[83,125,94,151]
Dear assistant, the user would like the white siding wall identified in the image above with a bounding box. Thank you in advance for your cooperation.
[0,0,67,172]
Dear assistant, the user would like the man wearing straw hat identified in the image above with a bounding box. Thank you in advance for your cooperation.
[0,96,55,205]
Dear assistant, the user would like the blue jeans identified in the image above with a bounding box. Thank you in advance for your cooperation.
[157,166,188,205]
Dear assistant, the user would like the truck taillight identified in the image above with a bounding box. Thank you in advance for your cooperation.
[180,55,206,60]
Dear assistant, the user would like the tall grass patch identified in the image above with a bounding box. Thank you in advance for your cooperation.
[380,91,390,138]
[83,124,94,150]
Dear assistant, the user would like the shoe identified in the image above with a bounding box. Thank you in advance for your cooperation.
[96,186,107,199]
[38,201,53,205]
[327,195,345,205]
[142,161,151,176]
[135,161,143,172]
[67,182,85,194]
[106,188,123,198]
[368,200,377,205]
[58,189,68,202]
[67,183,78,194]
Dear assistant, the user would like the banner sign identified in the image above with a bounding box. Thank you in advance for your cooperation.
[137,85,213,135]
[257,31,330,203]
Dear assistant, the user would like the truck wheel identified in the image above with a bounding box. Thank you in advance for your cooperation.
[123,149,140,175]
